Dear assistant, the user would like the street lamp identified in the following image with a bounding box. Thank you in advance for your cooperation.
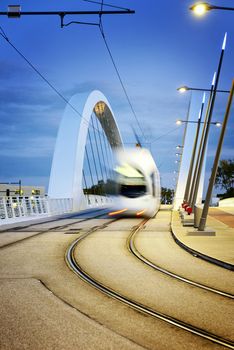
[176,119,221,127]
[190,2,234,16]
[188,34,227,214]
[198,80,234,231]
[176,145,183,149]
[177,85,229,93]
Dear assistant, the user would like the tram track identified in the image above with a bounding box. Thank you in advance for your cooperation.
[127,218,234,299]
[66,218,234,349]
[0,208,111,249]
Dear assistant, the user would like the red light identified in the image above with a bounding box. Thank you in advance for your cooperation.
[108,208,128,216]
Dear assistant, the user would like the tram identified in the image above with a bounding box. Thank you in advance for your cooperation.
[109,147,161,218]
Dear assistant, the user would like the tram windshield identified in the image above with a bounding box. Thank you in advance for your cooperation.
[119,183,147,198]
[115,164,147,198]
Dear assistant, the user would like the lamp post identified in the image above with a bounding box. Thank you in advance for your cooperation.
[183,94,205,203]
[198,80,234,231]
[189,33,227,213]
[176,119,221,126]
[173,95,192,209]
[190,2,234,16]
[177,86,229,94]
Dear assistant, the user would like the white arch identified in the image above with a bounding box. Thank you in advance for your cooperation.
[48,90,123,210]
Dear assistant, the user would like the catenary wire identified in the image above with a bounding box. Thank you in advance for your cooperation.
[151,125,182,144]
[98,19,147,143]
[0,13,141,145]
[0,26,101,135]
[81,0,131,11]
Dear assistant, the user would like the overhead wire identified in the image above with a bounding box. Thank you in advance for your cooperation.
[63,21,99,27]
[150,125,182,144]
[97,10,147,143]
[0,25,101,135]
[81,0,131,11]
[1,5,147,144]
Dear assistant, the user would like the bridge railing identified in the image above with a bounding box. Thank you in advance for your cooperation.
[0,196,73,225]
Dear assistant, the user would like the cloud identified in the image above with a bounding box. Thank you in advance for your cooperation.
[0,60,30,81]
[0,134,56,158]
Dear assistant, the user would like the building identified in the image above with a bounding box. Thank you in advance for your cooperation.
[0,183,45,197]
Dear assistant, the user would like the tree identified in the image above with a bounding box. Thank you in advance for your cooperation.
[215,159,234,198]
[161,187,174,204]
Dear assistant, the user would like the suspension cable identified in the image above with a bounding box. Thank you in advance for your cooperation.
[82,169,91,204]
[85,146,98,201]
[91,114,104,181]
[94,114,108,183]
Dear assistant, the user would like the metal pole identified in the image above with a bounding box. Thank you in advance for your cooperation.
[189,83,214,206]
[184,94,205,202]
[19,179,21,195]
[190,33,227,209]
[0,10,135,15]
[175,94,191,203]
[198,79,234,231]
[210,5,234,11]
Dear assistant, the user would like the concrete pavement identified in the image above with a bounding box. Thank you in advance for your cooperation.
[171,207,234,270]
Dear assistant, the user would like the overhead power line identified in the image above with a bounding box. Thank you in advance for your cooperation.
[0,26,103,134]
[81,0,131,11]
[150,125,182,144]
[0,5,140,139]
[98,20,147,143]
[0,6,134,28]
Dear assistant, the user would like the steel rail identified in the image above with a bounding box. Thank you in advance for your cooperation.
[0,207,108,233]
[127,220,234,299]
[0,208,111,249]
[66,220,234,349]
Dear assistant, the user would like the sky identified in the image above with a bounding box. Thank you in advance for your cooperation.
[0,0,233,194]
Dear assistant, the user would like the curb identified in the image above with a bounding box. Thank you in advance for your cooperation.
[170,226,234,272]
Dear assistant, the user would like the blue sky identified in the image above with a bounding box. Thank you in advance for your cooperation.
[0,0,233,193]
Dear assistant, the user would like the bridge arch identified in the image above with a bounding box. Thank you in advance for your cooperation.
[48,90,123,210]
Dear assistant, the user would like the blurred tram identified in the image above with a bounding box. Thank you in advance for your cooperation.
[109,147,161,218]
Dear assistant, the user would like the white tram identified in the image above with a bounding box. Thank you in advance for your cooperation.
[110,147,161,218]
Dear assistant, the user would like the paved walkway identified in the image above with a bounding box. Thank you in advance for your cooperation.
[171,207,234,269]
[208,208,234,228]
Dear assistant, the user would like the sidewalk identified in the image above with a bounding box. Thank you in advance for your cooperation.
[171,207,234,271]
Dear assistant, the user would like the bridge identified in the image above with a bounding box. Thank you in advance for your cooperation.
[0,89,205,226]
[0,90,124,225]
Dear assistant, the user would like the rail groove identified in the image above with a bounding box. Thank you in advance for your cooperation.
[0,209,110,249]
[66,219,234,349]
[127,219,234,299]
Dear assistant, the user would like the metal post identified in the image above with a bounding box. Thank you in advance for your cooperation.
[190,33,227,209]
[184,94,205,202]
[174,94,192,204]
[198,79,234,231]
[189,83,214,206]
[19,179,21,195]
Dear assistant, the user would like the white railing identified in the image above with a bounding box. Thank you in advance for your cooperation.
[0,196,73,225]
[84,194,113,207]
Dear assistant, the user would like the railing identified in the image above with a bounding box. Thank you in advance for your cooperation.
[0,196,73,225]
[84,194,113,207]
